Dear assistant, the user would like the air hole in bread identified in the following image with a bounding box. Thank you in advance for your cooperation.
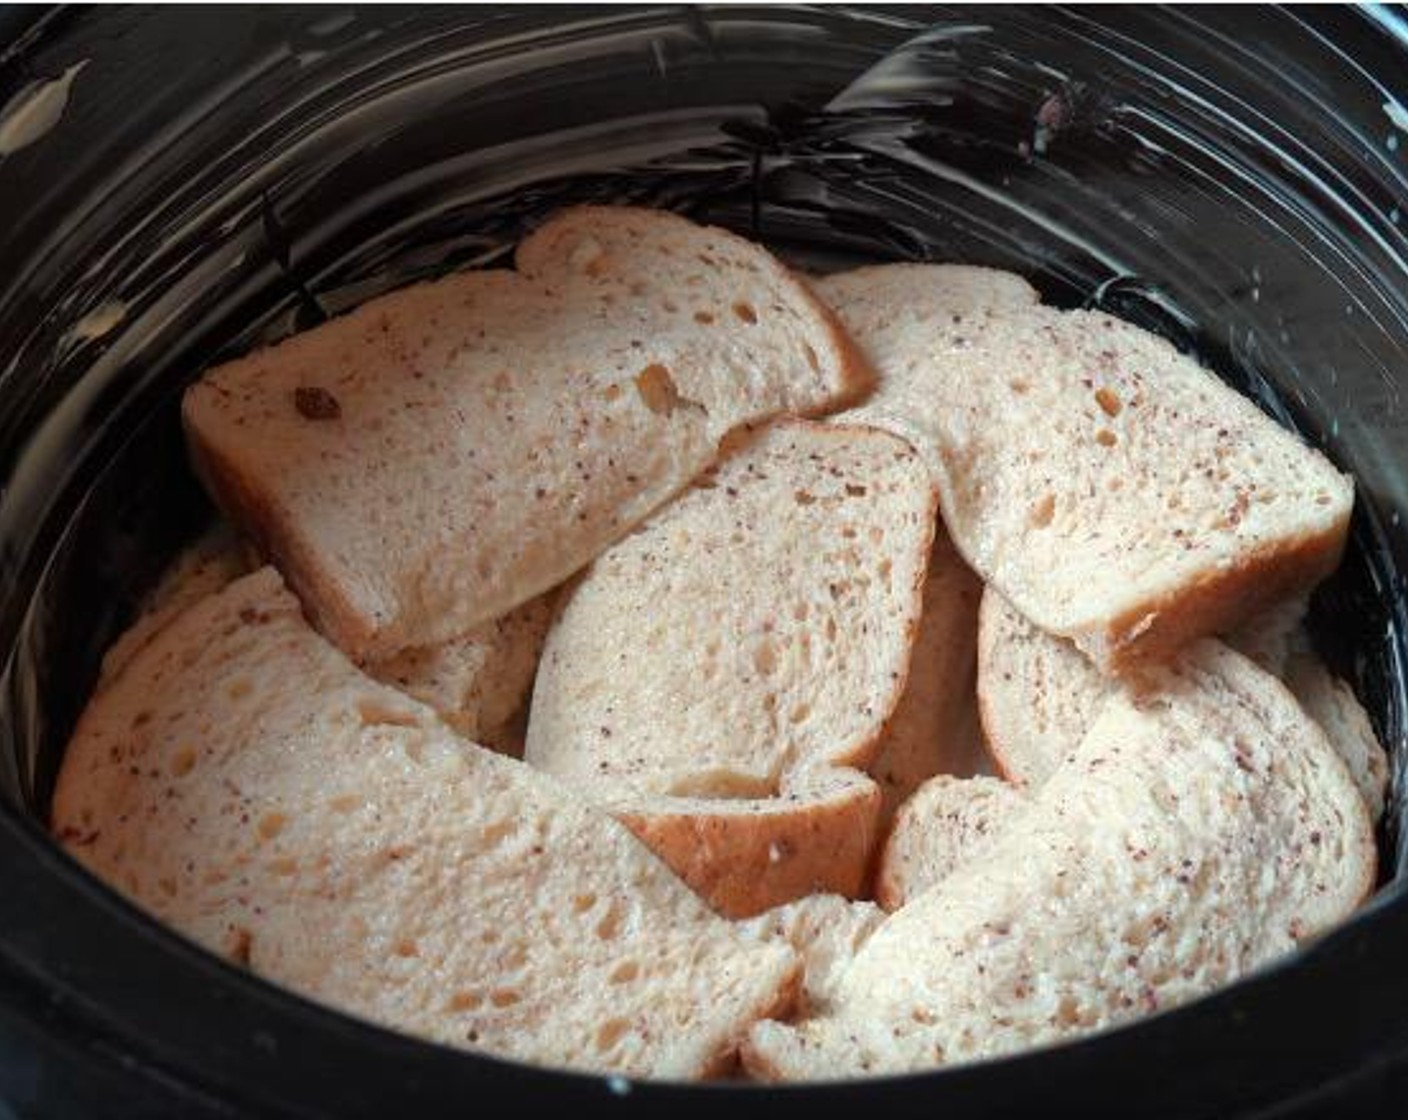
[1030,494,1056,528]
[596,1018,630,1052]
[394,938,419,959]
[448,990,483,1012]
[257,812,286,841]
[481,819,515,848]
[693,309,715,325]
[634,364,682,416]
[572,892,597,913]
[170,746,198,777]
[733,302,758,325]
[596,904,623,940]
[609,960,640,984]
[490,988,521,1008]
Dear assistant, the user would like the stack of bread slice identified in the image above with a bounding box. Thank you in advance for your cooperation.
[56,568,800,1078]
[524,418,938,916]
[54,210,1383,1081]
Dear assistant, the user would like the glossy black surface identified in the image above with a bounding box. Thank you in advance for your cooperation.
[1,5,1407,1115]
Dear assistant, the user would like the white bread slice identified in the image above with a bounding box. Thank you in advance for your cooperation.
[738,895,885,1015]
[365,593,555,756]
[54,568,799,1079]
[183,206,871,661]
[1284,652,1389,824]
[819,266,1353,674]
[875,775,1026,911]
[98,522,253,686]
[1224,595,1307,676]
[979,591,1390,819]
[524,419,938,916]
[97,519,551,757]
[1226,599,1387,820]
[744,642,1375,1078]
[976,590,1105,789]
[869,527,985,825]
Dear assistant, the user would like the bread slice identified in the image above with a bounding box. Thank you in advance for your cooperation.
[979,591,1390,819]
[1284,652,1390,824]
[744,642,1375,1078]
[97,521,254,686]
[868,527,986,825]
[366,593,555,755]
[184,205,871,661]
[54,568,799,1079]
[524,419,938,916]
[875,775,1026,911]
[819,267,1353,674]
[976,590,1105,789]
[97,518,551,756]
[1224,595,1307,676]
[738,894,885,1015]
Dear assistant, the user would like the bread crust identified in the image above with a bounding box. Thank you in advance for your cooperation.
[1075,510,1351,677]
[614,772,881,919]
[186,206,871,662]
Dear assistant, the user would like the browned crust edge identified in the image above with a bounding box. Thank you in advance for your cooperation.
[1075,509,1352,678]
[614,773,882,919]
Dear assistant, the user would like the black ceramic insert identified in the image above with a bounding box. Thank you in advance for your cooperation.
[1,6,1407,1117]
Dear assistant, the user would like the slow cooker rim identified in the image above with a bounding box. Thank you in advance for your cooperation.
[3,4,1407,1114]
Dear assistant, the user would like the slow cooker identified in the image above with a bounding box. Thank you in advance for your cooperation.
[1,5,1406,1116]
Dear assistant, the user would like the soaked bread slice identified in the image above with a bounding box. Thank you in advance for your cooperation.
[868,527,986,826]
[525,419,937,916]
[744,642,1374,1078]
[97,519,550,756]
[367,593,555,755]
[54,568,799,1079]
[978,591,1389,819]
[184,206,870,661]
[875,775,1026,911]
[819,266,1353,675]
[738,894,886,1015]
